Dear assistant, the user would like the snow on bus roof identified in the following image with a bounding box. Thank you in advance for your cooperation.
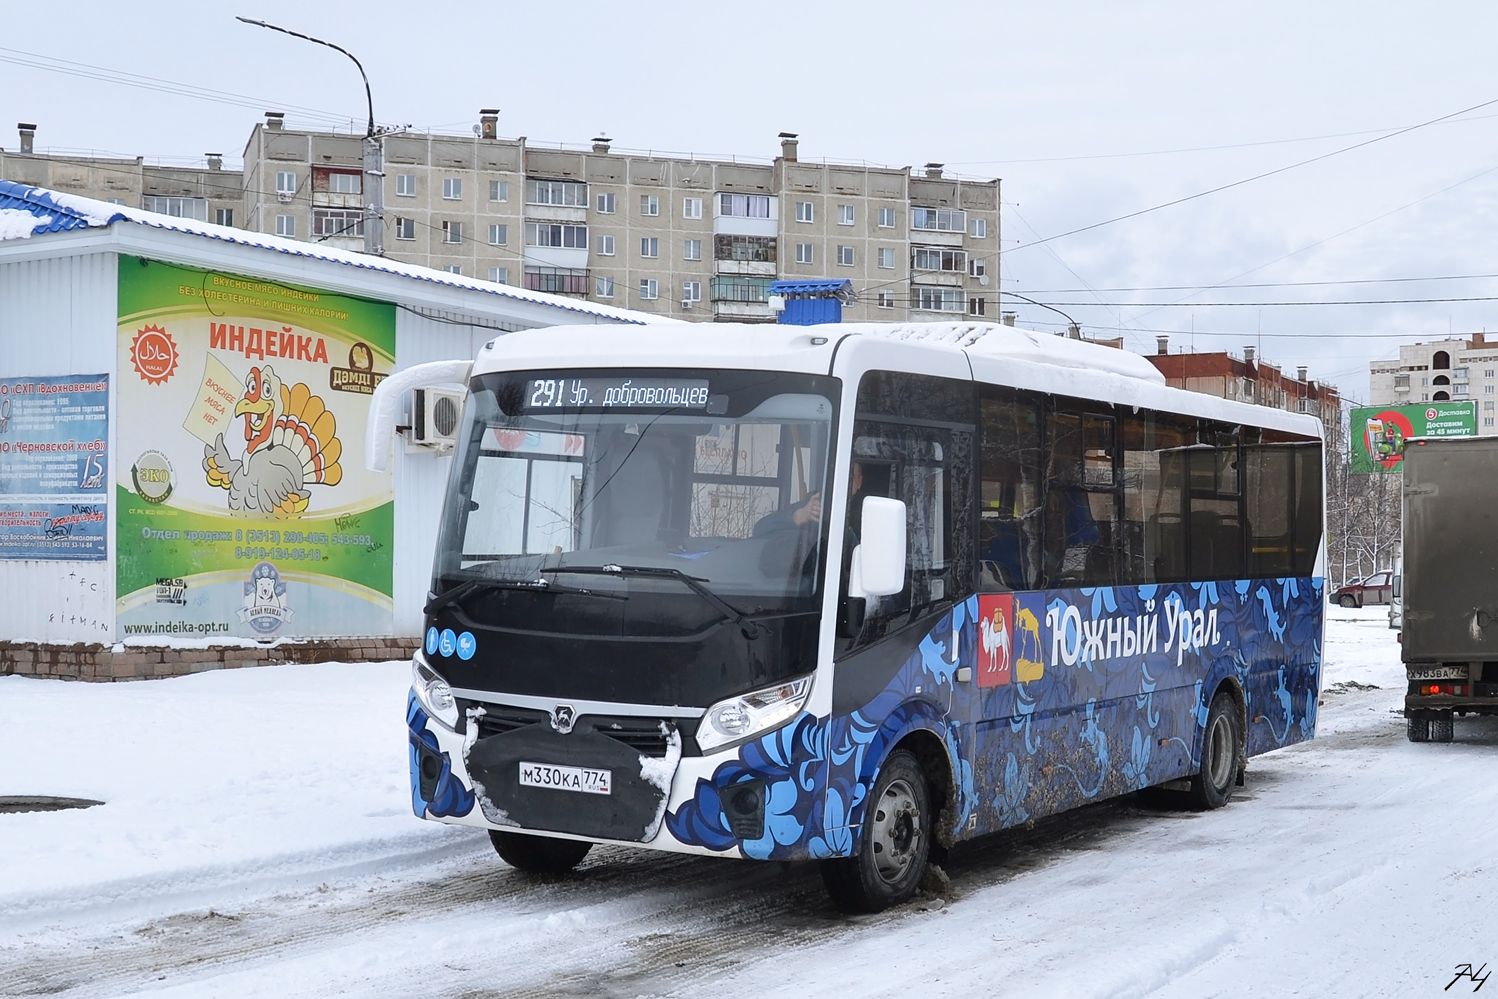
[0,180,658,325]
[845,321,1167,385]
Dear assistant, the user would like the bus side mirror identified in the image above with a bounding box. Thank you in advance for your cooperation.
[849,497,907,598]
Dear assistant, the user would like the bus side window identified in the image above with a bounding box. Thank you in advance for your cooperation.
[978,387,1043,590]
[1044,402,1119,587]
[842,370,974,651]
[1121,412,1192,584]
[1189,422,1244,581]
[1246,434,1324,578]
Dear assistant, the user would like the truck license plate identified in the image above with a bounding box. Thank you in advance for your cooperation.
[1408,666,1467,681]
[518,762,612,795]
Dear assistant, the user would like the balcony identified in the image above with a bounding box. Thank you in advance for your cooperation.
[523,266,590,296]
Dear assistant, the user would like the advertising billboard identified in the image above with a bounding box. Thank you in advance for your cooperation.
[0,373,109,560]
[1350,401,1476,473]
[115,256,396,639]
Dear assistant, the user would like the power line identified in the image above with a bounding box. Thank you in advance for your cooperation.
[1021,272,1498,294]
[1026,295,1498,308]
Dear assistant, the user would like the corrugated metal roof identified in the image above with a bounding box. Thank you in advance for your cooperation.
[769,279,854,297]
[0,180,654,325]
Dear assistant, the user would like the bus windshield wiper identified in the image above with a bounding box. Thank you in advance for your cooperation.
[424,576,625,616]
[544,564,765,638]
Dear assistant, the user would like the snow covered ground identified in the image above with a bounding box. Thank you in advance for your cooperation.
[2,605,1495,998]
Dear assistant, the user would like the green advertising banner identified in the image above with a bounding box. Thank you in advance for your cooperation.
[116,256,396,639]
[1350,401,1476,473]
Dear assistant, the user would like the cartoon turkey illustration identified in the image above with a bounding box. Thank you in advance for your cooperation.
[202,365,343,516]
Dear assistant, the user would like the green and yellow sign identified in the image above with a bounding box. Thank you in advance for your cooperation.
[115,256,396,639]
[1350,401,1476,474]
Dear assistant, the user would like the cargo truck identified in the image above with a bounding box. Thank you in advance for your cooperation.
[1400,437,1498,742]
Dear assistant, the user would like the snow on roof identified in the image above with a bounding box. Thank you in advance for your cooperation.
[0,180,659,325]
[842,321,1168,385]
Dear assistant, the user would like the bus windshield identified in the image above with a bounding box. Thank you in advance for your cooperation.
[433,370,838,638]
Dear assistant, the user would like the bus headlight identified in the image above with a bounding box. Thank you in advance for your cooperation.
[412,653,459,730]
[697,675,813,753]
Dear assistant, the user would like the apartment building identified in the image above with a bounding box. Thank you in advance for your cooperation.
[241,113,1001,323]
[1146,337,1342,425]
[0,124,243,227]
[1368,333,1498,433]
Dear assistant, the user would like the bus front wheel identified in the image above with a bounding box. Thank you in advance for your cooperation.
[489,830,591,874]
[820,750,930,913]
[1189,692,1243,811]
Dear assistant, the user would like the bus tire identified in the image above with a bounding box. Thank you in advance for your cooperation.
[1406,712,1430,742]
[489,830,591,874]
[1431,712,1455,743]
[1338,595,1358,609]
[1189,692,1242,811]
[820,750,930,913]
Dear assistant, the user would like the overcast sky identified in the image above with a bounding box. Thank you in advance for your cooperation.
[8,0,1498,403]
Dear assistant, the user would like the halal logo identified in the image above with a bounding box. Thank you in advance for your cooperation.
[130,325,179,385]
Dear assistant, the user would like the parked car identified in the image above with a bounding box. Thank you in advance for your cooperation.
[1333,570,1394,608]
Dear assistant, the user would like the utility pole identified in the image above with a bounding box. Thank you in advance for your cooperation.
[236,17,384,256]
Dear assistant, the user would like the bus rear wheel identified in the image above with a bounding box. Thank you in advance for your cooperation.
[820,750,930,913]
[1189,692,1242,811]
[489,830,591,874]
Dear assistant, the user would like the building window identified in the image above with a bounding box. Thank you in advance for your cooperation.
[489,180,509,202]
[719,193,771,218]
[969,258,987,278]
[683,280,702,303]
[877,291,896,309]
[488,223,508,245]
[1487,385,1495,394]
[795,242,813,264]
[641,236,659,257]
[395,217,415,240]
[598,234,616,255]
[914,286,965,312]
[877,247,896,269]
[489,266,508,284]
[684,238,702,261]
[878,206,895,228]
[714,234,777,262]
[639,278,659,300]
[525,222,588,248]
[640,194,660,216]
[325,170,361,195]
[837,245,855,266]
[796,201,814,223]
[527,179,588,206]
[970,217,988,238]
[143,196,209,221]
[914,247,967,272]
[596,276,615,298]
[709,276,773,302]
[683,197,703,219]
[837,204,855,226]
[443,265,462,275]
[443,177,462,200]
[968,297,986,316]
[911,207,966,232]
[1485,401,1494,410]
[215,207,234,227]
[443,220,463,243]
[396,174,416,197]
[313,209,364,238]
[1487,369,1495,377]
[275,171,297,195]
[524,267,589,295]
[596,192,615,214]
[275,214,295,237]
[1488,417,1495,427]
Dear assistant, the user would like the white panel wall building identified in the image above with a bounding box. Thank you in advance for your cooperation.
[0,182,660,645]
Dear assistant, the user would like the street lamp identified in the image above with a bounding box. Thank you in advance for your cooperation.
[236,17,384,256]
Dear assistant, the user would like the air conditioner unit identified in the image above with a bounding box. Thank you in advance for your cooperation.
[277,192,294,203]
[408,387,465,452]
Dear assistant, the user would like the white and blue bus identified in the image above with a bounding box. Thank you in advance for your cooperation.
[381,322,1325,911]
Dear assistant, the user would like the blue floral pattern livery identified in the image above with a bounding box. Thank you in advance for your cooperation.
[666,576,1323,859]
[407,693,476,820]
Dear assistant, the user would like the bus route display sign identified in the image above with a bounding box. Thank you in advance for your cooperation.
[114,256,397,640]
[1350,401,1476,473]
